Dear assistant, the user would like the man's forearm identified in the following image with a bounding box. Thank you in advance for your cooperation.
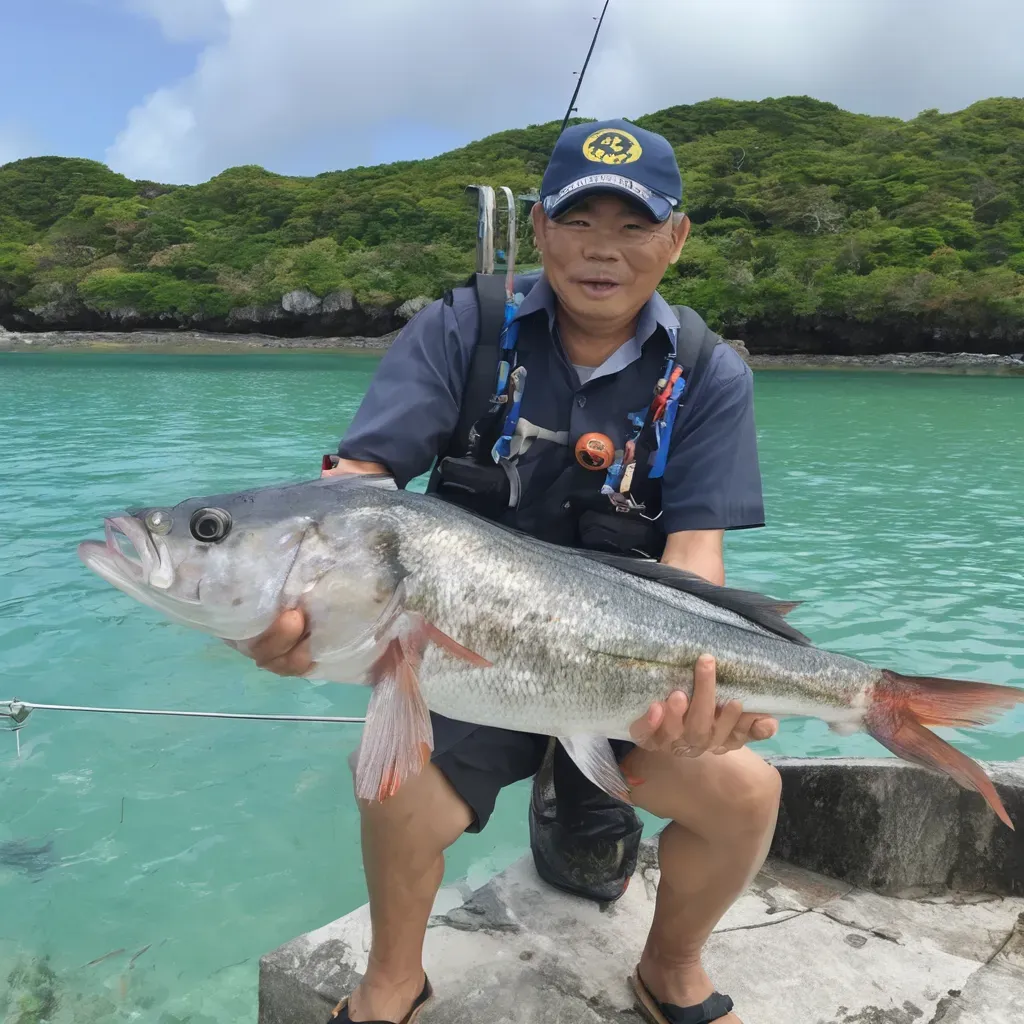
[660,530,726,586]
[324,457,389,477]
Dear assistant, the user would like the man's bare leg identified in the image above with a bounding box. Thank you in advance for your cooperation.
[625,746,782,1024]
[344,763,472,1022]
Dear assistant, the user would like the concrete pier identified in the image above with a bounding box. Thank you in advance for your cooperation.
[259,758,1024,1024]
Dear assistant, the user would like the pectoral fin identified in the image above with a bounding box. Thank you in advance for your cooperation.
[356,631,434,803]
[355,611,492,802]
[559,734,632,803]
[422,621,493,668]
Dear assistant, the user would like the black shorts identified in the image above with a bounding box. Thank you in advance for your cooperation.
[430,711,636,832]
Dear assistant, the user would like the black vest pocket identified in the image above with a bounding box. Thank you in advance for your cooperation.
[434,456,512,519]
[576,508,665,559]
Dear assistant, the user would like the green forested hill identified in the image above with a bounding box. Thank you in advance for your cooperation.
[1,95,1023,343]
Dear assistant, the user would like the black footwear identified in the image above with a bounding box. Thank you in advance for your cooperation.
[630,967,735,1024]
[326,975,433,1024]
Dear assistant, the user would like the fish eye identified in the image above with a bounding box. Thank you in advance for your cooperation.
[189,507,232,543]
[145,510,173,535]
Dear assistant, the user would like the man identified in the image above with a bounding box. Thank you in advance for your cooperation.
[240,119,782,1024]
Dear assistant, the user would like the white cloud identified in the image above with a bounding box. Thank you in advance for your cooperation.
[109,0,1024,184]
[125,0,230,43]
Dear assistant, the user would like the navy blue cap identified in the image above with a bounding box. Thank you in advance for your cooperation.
[540,119,683,223]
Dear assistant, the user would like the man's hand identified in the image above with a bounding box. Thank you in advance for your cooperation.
[629,654,778,757]
[321,456,388,479]
[233,609,312,676]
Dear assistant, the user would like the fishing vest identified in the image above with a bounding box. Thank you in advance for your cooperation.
[427,272,723,561]
[426,272,722,904]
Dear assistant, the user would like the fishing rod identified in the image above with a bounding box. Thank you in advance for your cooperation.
[560,0,612,135]
[0,699,365,759]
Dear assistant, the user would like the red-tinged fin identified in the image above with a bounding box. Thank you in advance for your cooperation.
[880,670,1024,728]
[423,622,493,668]
[866,670,1024,829]
[356,630,434,804]
[356,612,491,803]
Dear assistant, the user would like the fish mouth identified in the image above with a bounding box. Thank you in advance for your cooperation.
[105,516,149,579]
[79,514,224,634]
[79,516,148,586]
[78,516,177,593]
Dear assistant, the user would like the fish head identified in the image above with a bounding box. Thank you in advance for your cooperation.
[78,474,412,652]
[77,485,318,641]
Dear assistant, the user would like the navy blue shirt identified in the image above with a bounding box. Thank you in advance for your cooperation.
[339,274,764,534]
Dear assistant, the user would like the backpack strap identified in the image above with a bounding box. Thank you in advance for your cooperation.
[439,294,720,468]
[671,305,722,398]
[440,273,508,462]
[639,307,723,483]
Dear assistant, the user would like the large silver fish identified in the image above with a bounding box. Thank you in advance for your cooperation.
[78,474,1023,827]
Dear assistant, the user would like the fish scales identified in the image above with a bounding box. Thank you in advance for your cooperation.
[77,474,1024,827]
[362,492,878,738]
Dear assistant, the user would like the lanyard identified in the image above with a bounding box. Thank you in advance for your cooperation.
[602,327,683,497]
[491,294,526,462]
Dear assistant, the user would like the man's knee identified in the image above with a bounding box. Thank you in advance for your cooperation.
[350,755,473,851]
[724,756,782,835]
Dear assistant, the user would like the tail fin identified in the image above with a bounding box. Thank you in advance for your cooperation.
[866,670,1023,830]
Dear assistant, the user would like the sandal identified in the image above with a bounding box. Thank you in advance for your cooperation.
[326,975,433,1024]
[630,966,735,1024]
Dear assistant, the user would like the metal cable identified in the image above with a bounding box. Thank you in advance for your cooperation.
[1,700,365,724]
[1,700,365,757]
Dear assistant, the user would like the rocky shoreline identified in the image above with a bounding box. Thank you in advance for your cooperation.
[4,326,1024,374]
[0,326,401,354]
[744,349,1024,374]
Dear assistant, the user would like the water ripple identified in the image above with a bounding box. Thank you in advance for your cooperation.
[1,356,1022,1021]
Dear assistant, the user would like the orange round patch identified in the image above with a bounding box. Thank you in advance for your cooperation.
[575,432,615,471]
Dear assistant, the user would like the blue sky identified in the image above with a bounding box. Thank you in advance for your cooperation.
[2,0,1023,185]
[0,1,200,166]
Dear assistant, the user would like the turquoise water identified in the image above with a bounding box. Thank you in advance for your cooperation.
[1,353,1022,1022]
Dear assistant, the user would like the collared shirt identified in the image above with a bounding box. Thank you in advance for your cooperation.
[511,275,675,385]
[338,273,765,534]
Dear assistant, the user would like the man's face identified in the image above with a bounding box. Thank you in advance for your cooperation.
[531,195,689,325]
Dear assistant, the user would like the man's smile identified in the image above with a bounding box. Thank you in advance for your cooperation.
[576,277,623,299]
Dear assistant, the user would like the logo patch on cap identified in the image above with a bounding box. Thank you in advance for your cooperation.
[554,174,654,205]
[582,129,642,165]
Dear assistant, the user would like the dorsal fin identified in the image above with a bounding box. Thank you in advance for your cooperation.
[575,550,812,646]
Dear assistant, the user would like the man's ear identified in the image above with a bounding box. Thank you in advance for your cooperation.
[530,201,548,257]
[668,214,691,265]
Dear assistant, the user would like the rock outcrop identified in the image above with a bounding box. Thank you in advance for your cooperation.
[397,295,432,320]
[0,288,401,338]
[734,315,1024,357]
[6,289,1024,358]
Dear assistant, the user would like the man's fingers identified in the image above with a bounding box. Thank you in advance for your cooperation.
[733,714,778,743]
[630,701,666,748]
[247,609,306,666]
[718,714,779,753]
[750,716,779,741]
[709,699,745,752]
[658,690,688,746]
[261,637,314,678]
[681,655,716,752]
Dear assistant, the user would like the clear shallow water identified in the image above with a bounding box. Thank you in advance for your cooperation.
[1,353,1022,1022]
